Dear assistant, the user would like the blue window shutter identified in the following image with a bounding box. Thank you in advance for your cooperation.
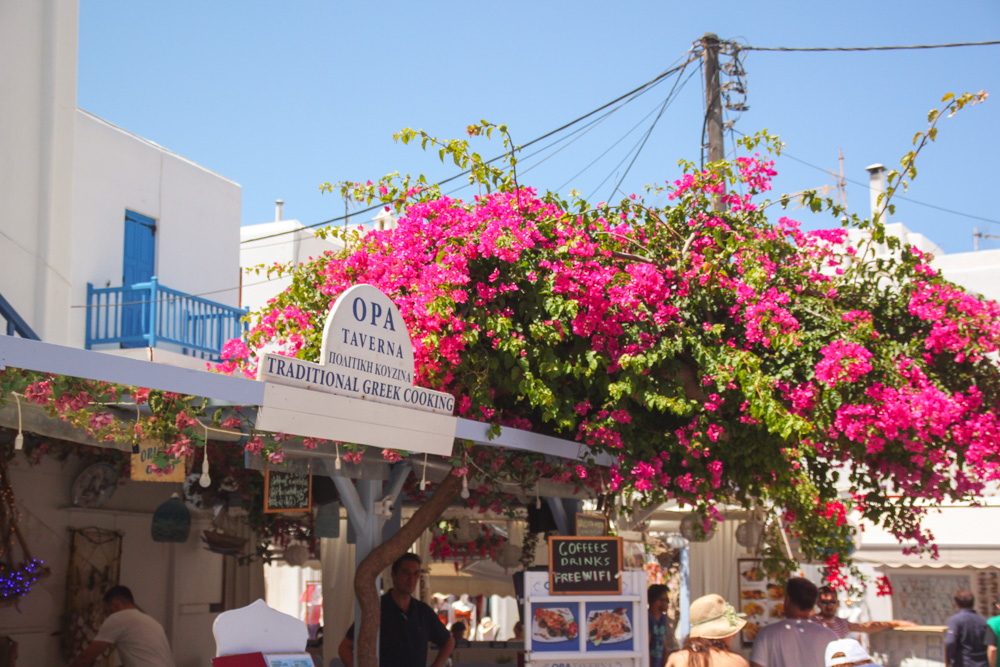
[121,210,156,347]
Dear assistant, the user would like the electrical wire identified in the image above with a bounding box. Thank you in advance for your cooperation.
[743,40,1000,53]
[596,70,701,199]
[726,128,1000,226]
[774,149,1000,226]
[605,61,698,200]
[241,52,698,243]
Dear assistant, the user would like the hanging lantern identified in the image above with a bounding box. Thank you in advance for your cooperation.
[452,517,479,543]
[315,502,340,539]
[496,542,522,570]
[284,544,310,567]
[679,513,716,543]
[735,519,765,551]
[151,495,191,543]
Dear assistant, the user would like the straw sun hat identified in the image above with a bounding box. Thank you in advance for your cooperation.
[688,594,747,639]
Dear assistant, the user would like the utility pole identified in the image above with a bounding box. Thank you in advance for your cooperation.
[702,32,726,211]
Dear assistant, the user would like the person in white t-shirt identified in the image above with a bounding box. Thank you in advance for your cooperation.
[750,578,837,667]
[70,585,175,667]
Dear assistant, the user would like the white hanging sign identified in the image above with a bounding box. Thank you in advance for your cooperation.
[257,284,455,416]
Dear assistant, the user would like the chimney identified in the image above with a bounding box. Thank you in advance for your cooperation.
[275,199,284,222]
[865,164,887,223]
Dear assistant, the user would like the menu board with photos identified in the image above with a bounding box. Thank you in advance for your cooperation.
[737,559,786,648]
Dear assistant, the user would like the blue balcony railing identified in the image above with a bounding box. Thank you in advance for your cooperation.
[86,277,247,360]
[0,292,40,340]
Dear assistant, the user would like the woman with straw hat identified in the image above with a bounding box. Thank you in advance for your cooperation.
[666,594,749,667]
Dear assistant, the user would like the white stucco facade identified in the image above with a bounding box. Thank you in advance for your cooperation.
[70,110,242,349]
[0,3,258,665]
[0,0,79,345]
[1,2,242,351]
[240,219,343,314]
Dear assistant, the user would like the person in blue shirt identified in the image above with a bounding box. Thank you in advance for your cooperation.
[649,583,671,667]
[946,589,989,667]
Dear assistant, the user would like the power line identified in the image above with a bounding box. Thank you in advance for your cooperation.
[743,40,1000,53]
[241,52,698,243]
[772,148,1000,226]
[605,61,698,200]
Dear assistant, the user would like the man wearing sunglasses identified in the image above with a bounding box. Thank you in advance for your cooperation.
[812,586,916,639]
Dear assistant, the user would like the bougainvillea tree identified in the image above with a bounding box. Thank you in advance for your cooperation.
[219,93,996,661]
[1,92,990,665]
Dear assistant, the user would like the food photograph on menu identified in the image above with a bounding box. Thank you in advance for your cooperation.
[531,602,580,652]
[584,602,635,652]
[738,558,784,647]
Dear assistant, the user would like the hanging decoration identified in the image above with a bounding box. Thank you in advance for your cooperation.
[495,541,522,570]
[151,494,191,543]
[61,527,122,660]
[202,508,249,559]
[283,543,310,567]
[735,518,766,552]
[0,454,49,605]
[71,463,119,508]
[680,512,716,543]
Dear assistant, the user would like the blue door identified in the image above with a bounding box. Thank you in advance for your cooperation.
[121,210,156,347]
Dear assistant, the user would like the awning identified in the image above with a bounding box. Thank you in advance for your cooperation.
[853,548,1000,569]
[853,505,1000,569]
[427,561,516,598]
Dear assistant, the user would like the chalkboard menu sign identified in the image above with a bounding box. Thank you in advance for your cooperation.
[575,513,608,537]
[548,536,623,595]
[264,470,313,513]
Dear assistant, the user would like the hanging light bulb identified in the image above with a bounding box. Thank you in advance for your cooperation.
[460,474,470,499]
[419,453,428,491]
[334,442,342,470]
[13,393,23,450]
[199,431,212,488]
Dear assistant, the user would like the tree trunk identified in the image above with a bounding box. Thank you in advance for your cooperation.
[353,469,464,667]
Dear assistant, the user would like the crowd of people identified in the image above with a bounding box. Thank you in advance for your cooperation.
[649,576,1000,667]
[6,557,997,667]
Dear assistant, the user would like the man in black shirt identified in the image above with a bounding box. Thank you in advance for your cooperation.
[338,553,454,667]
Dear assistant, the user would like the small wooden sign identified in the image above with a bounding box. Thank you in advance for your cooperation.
[575,512,608,537]
[263,470,312,513]
[548,536,623,595]
[130,440,186,482]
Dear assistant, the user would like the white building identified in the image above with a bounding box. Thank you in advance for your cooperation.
[1,1,243,367]
[0,3,260,665]
[239,203,397,316]
[239,201,345,315]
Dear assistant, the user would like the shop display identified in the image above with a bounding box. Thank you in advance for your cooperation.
[737,558,784,647]
[523,560,647,666]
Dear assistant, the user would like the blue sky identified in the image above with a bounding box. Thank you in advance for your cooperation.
[78,1,999,253]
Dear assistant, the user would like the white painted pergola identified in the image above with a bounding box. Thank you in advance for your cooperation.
[0,334,619,660]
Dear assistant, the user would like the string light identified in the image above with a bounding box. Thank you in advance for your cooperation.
[460,473,470,500]
[0,558,45,599]
[334,442,342,470]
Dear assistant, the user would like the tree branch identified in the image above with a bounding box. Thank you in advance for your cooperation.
[353,469,464,667]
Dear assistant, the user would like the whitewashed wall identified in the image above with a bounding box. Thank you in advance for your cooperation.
[0,0,78,345]
[70,110,243,350]
[0,455,264,666]
[240,220,343,314]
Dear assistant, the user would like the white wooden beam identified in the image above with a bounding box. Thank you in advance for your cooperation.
[455,417,614,466]
[0,335,263,405]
